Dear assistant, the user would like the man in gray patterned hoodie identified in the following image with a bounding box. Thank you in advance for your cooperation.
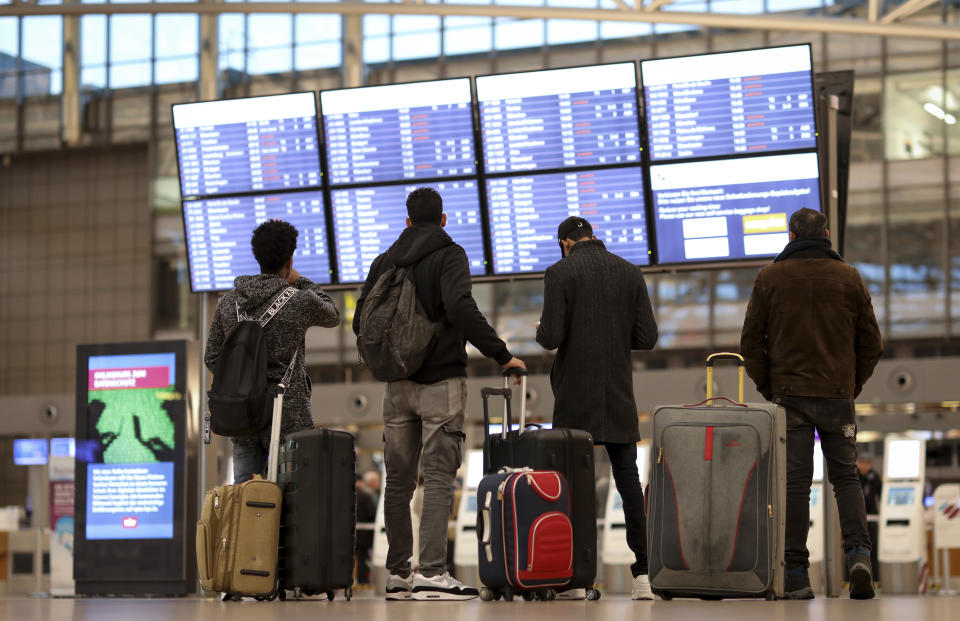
[204,220,340,483]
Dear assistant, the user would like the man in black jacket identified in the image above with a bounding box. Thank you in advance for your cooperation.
[354,187,525,601]
[536,216,658,600]
[741,208,882,600]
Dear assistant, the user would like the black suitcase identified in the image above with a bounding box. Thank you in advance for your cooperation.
[277,428,357,600]
[482,369,599,600]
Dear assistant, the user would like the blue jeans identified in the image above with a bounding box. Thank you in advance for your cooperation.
[232,439,268,484]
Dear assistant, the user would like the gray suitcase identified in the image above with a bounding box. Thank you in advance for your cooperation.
[647,353,786,601]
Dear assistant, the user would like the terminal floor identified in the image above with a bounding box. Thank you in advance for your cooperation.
[2,592,959,621]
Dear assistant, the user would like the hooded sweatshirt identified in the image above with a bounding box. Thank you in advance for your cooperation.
[353,224,512,384]
[204,273,340,441]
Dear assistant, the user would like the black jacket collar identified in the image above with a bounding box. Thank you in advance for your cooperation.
[774,237,844,263]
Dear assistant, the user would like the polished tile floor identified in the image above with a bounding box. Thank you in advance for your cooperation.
[1,592,958,621]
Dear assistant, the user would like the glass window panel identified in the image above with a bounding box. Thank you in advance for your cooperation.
[393,30,440,61]
[156,15,198,59]
[364,36,390,64]
[0,17,17,56]
[885,70,953,160]
[600,21,652,40]
[711,0,764,13]
[110,15,151,63]
[548,0,596,6]
[767,0,827,10]
[546,19,596,45]
[218,14,245,71]
[393,15,440,34]
[81,66,107,89]
[296,42,341,70]
[81,15,107,66]
[947,70,960,156]
[444,17,492,56]
[248,47,293,75]
[364,15,390,38]
[247,14,293,50]
[110,61,152,88]
[650,272,710,349]
[155,58,197,84]
[296,15,340,45]
[494,18,544,50]
[495,0,543,6]
[22,16,62,95]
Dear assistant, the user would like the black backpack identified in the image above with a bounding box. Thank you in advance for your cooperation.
[207,286,298,438]
[357,263,440,382]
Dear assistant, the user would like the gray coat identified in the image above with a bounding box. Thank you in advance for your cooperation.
[204,274,340,442]
[536,240,658,444]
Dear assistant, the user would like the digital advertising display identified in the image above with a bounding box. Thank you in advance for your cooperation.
[13,439,48,466]
[477,63,640,173]
[75,341,196,595]
[642,45,816,161]
[331,180,486,284]
[650,152,821,264]
[486,167,650,274]
[182,190,332,292]
[173,92,321,198]
[322,79,476,185]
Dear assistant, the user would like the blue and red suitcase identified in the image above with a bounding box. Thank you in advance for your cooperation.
[476,469,574,601]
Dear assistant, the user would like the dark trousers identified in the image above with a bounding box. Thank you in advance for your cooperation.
[604,442,648,577]
[780,396,871,569]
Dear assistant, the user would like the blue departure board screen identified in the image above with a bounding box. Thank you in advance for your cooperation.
[650,152,821,264]
[173,93,321,198]
[487,167,649,275]
[183,190,331,292]
[476,63,640,173]
[642,45,815,161]
[331,180,486,284]
[321,79,476,185]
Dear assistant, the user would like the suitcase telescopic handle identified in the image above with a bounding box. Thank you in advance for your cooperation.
[705,352,745,405]
[502,368,528,435]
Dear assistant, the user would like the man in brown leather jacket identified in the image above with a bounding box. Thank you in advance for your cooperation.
[740,208,882,600]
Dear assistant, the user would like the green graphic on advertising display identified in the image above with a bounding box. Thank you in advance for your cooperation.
[88,387,176,464]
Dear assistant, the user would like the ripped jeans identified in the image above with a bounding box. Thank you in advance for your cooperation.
[382,377,466,578]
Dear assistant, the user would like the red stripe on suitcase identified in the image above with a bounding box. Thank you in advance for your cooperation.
[725,459,759,571]
[663,459,690,570]
[705,427,714,461]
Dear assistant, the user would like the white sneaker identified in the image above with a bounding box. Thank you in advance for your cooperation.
[632,574,655,600]
[385,572,414,601]
[411,572,480,600]
[555,588,586,600]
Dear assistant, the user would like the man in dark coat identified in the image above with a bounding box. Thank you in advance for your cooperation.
[740,208,883,600]
[536,216,658,600]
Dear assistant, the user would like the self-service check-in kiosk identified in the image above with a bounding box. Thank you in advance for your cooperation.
[878,434,927,594]
[806,440,825,592]
[601,442,649,594]
[932,483,960,594]
[453,449,484,587]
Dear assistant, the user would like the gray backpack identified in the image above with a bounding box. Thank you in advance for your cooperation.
[357,263,439,382]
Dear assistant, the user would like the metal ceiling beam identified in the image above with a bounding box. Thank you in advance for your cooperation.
[645,0,676,12]
[1,2,958,41]
[880,0,941,24]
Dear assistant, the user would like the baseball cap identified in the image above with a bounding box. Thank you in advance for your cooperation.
[557,216,592,241]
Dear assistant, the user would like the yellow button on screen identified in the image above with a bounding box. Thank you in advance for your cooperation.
[743,213,788,234]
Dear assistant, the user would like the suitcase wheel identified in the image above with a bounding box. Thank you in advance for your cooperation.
[585,588,601,601]
[503,588,514,602]
[345,586,353,601]
[522,591,534,602]
[764,591,777,601]
[326,590,335,602]
[699,595,722,601]
[658,591,673,601]
[480,588,496,602]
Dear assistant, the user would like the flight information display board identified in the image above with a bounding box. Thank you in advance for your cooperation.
[650,152,821,264]
[642,45,815,161]
[331,181,486,283]
[183,190,331,292]
[476,63,640,173]
[173,93,321,198]
[487,167,649,274]
[322,79,476,186]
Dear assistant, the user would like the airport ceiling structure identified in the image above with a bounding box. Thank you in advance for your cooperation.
[1,0,959,41]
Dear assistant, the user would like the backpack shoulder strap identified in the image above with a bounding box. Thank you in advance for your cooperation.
[257,286,299,328]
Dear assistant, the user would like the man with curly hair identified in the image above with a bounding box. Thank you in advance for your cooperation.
[204,220,341,483]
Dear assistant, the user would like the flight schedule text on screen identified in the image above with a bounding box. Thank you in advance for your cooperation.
[183,190,331,291]
[173,93,321,197]
[642,46,815,161]
[487,167,649,274]
[477,64,640,173]
[331,180,486,283]
[322,79,476,185]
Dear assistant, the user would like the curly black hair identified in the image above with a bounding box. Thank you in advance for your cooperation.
[251,219,298,273]
[406,187,443,225]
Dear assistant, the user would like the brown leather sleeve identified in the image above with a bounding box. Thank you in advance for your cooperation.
[853,274,883,395]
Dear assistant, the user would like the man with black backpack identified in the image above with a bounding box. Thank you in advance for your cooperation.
[205,220,340,483]
[354,187,525,601]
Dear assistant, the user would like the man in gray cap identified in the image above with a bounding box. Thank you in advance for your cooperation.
[536,216,658,600]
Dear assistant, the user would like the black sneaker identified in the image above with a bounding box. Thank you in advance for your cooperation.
[783,566,815,600]
[847,550,876,600]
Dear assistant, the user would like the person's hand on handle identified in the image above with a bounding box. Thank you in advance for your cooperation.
[503,357,526,385]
